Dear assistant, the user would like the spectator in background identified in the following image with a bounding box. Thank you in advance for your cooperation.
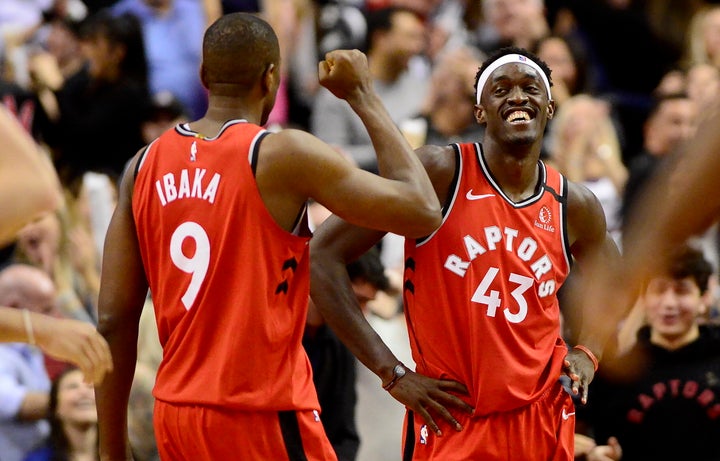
[685,61,720,116]
[0,264,55,461]
[621,92,698,244]
[32,11,151,192]
[0,105,112,388]
[547,94,627,245]
[111,0,207,120]
[533,34,593,108]
[545,0,682,163]
[311,6,429,172]
[581,244,720,461]
[684,4,720,68]
[14,210,99,324]
[23,367,98,461]
[141,90,188,144]
[409,45,485,147]
[476,0,549,54]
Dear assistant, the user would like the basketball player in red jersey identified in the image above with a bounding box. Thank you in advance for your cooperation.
[95,13,442,461]
[310,46,625,460]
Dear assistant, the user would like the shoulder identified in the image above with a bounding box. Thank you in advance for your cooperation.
[260,129,318,161]
[415,144,457,176]
[565,179,607,245]
[415,144,458,203]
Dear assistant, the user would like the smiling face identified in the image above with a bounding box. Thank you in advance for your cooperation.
[55,369,97,427]
[643,276,705,349]
[476,62,554,147]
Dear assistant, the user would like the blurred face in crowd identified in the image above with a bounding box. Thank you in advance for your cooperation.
[81,33,124,81]
[378,11,427,69]
[483,0,545,41]
[644,97,698,156]
[351,278,379,312]
[46,21,81,70]
[17,213,61,276]
[686,63,720,111]
[643,275,706,349]
[56,369,97,427]
[535,37,577,93]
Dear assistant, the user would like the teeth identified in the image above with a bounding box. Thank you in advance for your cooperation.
[506,111,531,122]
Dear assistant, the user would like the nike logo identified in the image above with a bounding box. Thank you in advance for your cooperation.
[466,190,495,200]
[562,409,575,421]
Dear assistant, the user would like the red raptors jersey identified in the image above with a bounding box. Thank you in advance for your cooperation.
[132,120,318,411]
[403,142,571,415]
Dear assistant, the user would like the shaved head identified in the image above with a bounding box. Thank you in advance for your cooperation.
[201,13,280,92]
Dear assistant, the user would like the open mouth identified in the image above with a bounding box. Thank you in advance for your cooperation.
[505,110,532,124]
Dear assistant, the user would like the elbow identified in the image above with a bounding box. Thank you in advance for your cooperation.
[403,200,442,238]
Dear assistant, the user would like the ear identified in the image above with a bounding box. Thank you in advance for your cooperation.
[261,63,277,95]
[546,99,556,120]
[199,64,208,89]
[700,275,717,314]
[474,104,486,124]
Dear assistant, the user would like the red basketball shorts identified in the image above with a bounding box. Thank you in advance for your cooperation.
[154,399,338,460]
[403,380,575,461]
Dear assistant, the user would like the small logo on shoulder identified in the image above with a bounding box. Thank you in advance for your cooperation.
[313,410,321,422]
[534,205,555,232]
[562,409,575,421]
[190,141,197,162]
[419,425,429,444]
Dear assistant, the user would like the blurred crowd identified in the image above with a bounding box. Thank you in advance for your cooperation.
[1,0,720,460]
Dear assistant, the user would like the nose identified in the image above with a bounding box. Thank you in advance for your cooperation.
[508,86,528,104]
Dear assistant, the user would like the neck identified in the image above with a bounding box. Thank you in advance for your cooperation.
[650,325,700,351]
[481,139,541,201]
[192,94,265,135]
[64,422,97,461]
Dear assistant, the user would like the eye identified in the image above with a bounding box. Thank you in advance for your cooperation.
[525,85,541,94]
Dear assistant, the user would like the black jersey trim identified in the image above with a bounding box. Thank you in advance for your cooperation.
[133,142,154,180]
[175,119,248,139]
[403,411,415,461]
[250,131,271,177]
[559,175,573,269]
[415,144,462,248]
[477,144,546,208]
[278,411,309,461]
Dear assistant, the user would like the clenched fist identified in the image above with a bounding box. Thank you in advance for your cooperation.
[318,49,373,102]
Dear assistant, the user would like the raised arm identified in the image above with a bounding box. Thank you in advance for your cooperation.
[260,50,440,238]
[563,181,626,403]
[0,106,60,245]
[95,155,150,461]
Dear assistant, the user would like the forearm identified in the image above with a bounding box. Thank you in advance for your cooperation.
[310,251,400,385]
[96,317,138,461]
[0,307,35,343]
[347,91,438,208]
[575,240,629,362]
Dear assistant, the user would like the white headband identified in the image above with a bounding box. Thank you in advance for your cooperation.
[475,53,552,105]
